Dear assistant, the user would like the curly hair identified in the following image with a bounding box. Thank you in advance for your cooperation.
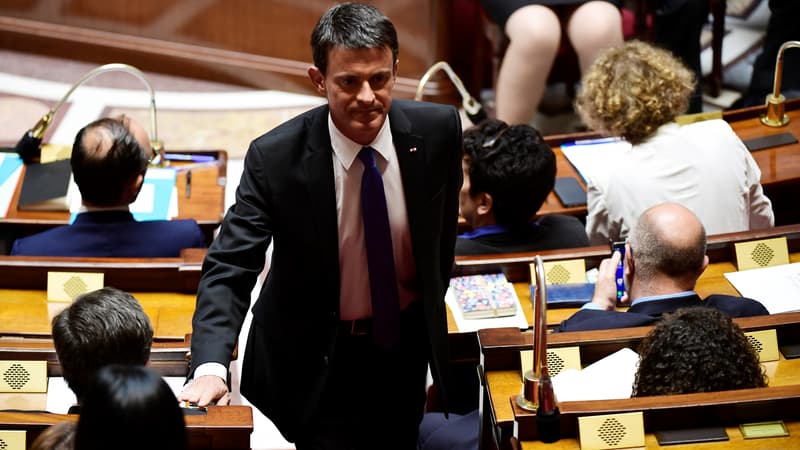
[575,40,695,144]
[462,119,555,228]
[633,307,767,397]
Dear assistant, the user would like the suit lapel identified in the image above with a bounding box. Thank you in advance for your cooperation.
[390,105,427,255]
[302,108,340,299]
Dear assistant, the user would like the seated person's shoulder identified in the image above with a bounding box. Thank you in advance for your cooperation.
[556,309,657,333]
[704,294,769,317]
[537,214,590,247]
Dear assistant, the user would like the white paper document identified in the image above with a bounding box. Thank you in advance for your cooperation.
[552,348,639,402]
[560,138,632,190]
[724,263,800,314]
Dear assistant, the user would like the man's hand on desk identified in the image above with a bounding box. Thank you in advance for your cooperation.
[590,252,629,310]
[178,375,231,407]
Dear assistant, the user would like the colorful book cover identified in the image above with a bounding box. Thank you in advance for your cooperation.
[449,273,518,319]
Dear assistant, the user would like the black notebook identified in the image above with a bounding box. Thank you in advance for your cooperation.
[18,159,73,211]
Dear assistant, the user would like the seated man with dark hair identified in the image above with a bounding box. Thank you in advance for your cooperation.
[456,119,588,255]
[52,287,153,412]
[557,203,768,332]
[11,116,205,257]
[634,307,767,396]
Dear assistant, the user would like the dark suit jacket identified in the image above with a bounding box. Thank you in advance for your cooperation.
[556,293,769,332]
[10,211,205,257]
[455,215,589,256]
[189,100,462,440]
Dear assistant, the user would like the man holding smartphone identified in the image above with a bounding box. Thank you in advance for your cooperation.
[557,203,768,332]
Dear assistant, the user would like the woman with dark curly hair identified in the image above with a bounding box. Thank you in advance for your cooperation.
[575,40,774,246]
[633,307,767,397]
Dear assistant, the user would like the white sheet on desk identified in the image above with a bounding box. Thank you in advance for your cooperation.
[444,286,529,333]
[552,347,639,402]
[724,262,800,314]
[46,376,187,414]
[560,139,632,190]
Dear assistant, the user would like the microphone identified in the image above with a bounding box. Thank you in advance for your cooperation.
[518,255,561,442]
[13,63,165,165]
[415,61,487,125]
[761,40,800,127]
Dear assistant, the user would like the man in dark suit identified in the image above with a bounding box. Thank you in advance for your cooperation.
[456,118,589,255]
[178,3,463,449]
[10,116,205,257]
[558,203,768,332]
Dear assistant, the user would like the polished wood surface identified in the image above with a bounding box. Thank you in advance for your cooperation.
[519,422,800,450]
[0,405,253,449]
[0,149,226,246]
[0,0,467,103]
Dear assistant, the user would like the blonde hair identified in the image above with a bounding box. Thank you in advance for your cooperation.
[575,40,695,144]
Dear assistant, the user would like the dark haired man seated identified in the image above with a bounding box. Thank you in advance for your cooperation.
[456,119,588,255]
[557,203,768,332]
[52,287,153,413]
[11,116,205,257]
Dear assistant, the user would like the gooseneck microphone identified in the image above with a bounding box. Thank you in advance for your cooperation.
[761,40,800,127]
[415,61,487,125]
[13,63,164,165]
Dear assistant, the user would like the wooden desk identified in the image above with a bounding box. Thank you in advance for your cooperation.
[0,149,227,248]
[448,224,800,331]
[0,406,253,450]
[479,314,800,450]
[442,225,800,416]
[0,251,203,339]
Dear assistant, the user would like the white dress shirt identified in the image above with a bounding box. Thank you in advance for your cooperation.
[586,119,775,245]
[329,114,417,320]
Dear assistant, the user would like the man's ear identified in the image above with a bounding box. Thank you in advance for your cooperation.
[307,66,326,95]
[624,243,634,278]
[476,192,492,216]
[699,254,709,275]
[126,174,144,204]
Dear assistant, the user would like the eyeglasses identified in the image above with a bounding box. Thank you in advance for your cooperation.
[482,126,510,149]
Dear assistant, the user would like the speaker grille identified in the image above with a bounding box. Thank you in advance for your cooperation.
[2,363,31,391]
[750,243,775,267]
[597,417,627,446]
[63,276,89,300]
[747,335,764,354]
[546,351,565,376]
[0,437,8,450]
[546,265,571,284]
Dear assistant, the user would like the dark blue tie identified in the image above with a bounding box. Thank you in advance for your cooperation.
[358,146,401,348]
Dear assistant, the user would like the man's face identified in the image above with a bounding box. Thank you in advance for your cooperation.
[308,46,397,145]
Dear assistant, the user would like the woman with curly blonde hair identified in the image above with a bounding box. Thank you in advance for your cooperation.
[575,40,774,245]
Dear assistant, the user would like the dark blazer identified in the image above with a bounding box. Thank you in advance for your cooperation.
[10,211,205,257]
[189,100,462,440]
[556,293,769,332]
[455,214,589,256]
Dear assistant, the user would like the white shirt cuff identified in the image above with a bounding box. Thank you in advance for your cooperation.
[581,302,604,311]
[193,362,228,381]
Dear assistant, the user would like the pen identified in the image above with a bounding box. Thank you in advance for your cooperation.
[185,169,192,199]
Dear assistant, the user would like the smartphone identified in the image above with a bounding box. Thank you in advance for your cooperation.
[611,241,626,302]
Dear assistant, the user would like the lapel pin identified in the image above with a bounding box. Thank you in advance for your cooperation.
[409,147,417,153]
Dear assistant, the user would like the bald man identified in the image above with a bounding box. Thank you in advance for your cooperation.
[557,203,768,332]
[11,116,205,257]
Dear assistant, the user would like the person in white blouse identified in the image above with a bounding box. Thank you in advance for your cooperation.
[575,40,774,245]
